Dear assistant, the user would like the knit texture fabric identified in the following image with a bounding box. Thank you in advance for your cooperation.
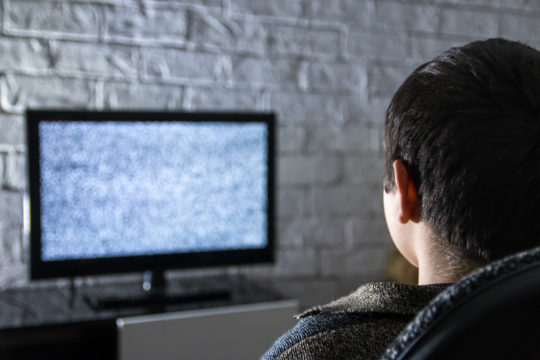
[261,282,448,360]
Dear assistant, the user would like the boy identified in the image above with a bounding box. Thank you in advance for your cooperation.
[263,38,540,359]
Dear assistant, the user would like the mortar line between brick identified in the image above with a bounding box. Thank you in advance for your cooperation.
[375,0,540,15]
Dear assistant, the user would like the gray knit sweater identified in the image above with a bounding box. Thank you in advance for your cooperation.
[262,282,448,360]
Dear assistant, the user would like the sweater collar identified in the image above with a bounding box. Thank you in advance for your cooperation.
[298,282,449,319]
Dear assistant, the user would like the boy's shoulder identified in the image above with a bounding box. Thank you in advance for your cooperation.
[262,282,448,360]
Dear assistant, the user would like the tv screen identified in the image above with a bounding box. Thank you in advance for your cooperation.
[27,111,275,280]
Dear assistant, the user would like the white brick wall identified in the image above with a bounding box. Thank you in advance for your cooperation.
[0,0,538,307]
[7,1,101,38]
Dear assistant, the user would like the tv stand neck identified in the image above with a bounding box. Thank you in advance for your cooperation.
[142,270,166,293]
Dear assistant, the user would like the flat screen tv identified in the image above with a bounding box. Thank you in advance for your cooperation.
[26,110,275,289]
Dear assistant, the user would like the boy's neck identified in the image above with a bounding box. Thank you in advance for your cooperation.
[417,259,460,285]
[415,233,484,285]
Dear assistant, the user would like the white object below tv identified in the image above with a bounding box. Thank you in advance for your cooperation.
[117,299,299,360]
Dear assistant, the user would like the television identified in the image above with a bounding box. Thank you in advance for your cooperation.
[26,110,275,306]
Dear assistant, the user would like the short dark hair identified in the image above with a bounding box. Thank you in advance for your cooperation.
[384,38,540,263]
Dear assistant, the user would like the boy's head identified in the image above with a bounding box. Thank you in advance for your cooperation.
[383,38,540,270]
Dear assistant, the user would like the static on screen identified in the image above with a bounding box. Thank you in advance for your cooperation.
[39,121,268,261]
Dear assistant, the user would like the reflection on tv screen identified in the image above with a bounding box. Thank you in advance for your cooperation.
[39,121,268,261]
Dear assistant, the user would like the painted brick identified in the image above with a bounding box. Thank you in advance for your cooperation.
[371,96,392,125]
[436,0,540,10]
[348,29,408,60]
[302,217,347,248]
[440,8,499,37]
[0,0,535,296]
[4,151,25,191]
[241,248,318,277]
[269,25,340,57]
[271,92,344,125]
[103,82,182,109]
[0,75,23,114]
[230,0,303,18]
[310,185,383,216]
[375,2,439,33]
[0,263,26,288]
[0,114,24,145]
[368,65,410,96]
[346,218,392,247]
[278,218,305,248]
[277,187,305,218]
[233,57,300,88]
[106,5,187,42]
[190,11,268,54]
[7,1,100,37]
[341,95,371,126]
[0,190,23,229]
[279,155,342,185]
[55,42,138,78]
[344,153,384,185]
[499,13,540,42]
[303,0,340,22]
[268,278,340,309]
[170,0,222,6]
[346,95,391,126]
[144,49,231,83]
[278,126,307,153]
[297,62,310,91]
[308,62,367,92]
[305,0,374,25]
[53,0,117,3]
[408,36,462,63]
[502,0,540,9]
[0,155,4,188]
[14,76,95,109]
[321,246,387,276]
[341,0,376,24]
[186,87,261,110]
[0,38,50,72]
[306,126,380,154]
[273,248,318,277]
[0,226,22,265]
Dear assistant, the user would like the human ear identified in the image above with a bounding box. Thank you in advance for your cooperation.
[392,160,421,224]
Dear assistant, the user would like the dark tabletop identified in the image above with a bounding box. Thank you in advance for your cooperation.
[0,275,283,330]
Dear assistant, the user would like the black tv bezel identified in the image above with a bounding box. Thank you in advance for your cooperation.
[27,110,275,280]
